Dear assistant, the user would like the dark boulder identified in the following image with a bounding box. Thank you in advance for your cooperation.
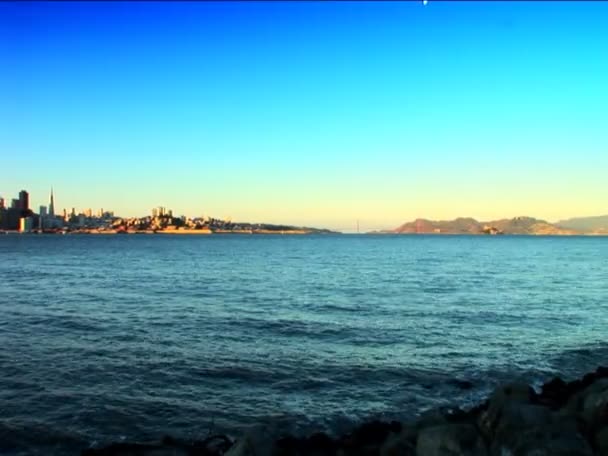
[491,421,593,456]
[538,377,570,409]
[416,423,487,456]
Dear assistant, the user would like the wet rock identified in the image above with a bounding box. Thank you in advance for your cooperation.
[596,366,608,380]
[490,383,535,407]
[537,376,570,409]
[464,401,489,421]
[273,432,337,456]
[197,435,234,454]
[81,434,234,456]
[353,420,402,446]
[416,423,487,456]
[226,425,279,456]
[415,407,472,430]
[337,420,401,454]
[563,378,608,435]
[490,421,593,456]
[304,432,337,456]
[272,436,302,456]
[379,427,417,456]
[479,383,535,436]
[224,435,256,456]
[415,409,451,429]
[490,408,581,454]
[580,380,608,428]
[81,442,190,456]
[495,404,553,438]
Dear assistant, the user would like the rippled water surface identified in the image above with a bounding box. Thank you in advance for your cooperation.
[1,234,607,454]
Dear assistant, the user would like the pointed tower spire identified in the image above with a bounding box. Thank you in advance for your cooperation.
[49,187,55,217]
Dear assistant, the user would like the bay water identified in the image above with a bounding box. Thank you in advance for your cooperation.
[1,234,607,454]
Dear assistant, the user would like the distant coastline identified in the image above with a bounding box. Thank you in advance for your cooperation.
[370,215,608,236]
[3,229,607,236]
[0,227,333,235]
[4,202,608,237]
[365,232,608,237]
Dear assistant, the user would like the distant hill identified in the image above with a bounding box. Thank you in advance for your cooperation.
[485,217,578,235]
[393,217,484,234]
[387,216,582,235]
[556,215,608,234]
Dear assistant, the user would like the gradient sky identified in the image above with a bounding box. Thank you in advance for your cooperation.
[1,1,607,232]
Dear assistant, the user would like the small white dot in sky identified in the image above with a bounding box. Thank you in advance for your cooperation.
[423,0,428,5]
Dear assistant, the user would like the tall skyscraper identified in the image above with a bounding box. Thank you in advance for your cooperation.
[49,188,55,217]
[18,190,29,211]
[0,197,4,209]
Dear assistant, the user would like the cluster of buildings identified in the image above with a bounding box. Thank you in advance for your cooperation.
[1,188,298,234]
[0,189,115,233]
[110,206,231,232]
[0,189,232,234]
[0,190,42,232]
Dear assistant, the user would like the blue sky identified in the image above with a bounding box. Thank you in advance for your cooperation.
[1,1,607,231]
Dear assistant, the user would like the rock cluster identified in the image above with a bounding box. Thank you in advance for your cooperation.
[82,366,608,456]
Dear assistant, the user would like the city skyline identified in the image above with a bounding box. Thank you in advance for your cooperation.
[0,186,335,234]
[1,185,606,234]
[2,2,607,232]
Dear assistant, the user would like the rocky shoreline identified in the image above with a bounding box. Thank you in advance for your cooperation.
[82,366,608,455]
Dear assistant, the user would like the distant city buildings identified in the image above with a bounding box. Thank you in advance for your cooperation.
[0,190,33,231]
[152,206,172,218]
[0,187,115,232]
[41,188,62,230]
[18,190,29,211]
[0,186,244,234]
[19,217,34,232]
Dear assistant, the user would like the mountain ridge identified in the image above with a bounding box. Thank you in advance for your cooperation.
[376,215,608,235]
[556,215,608,233]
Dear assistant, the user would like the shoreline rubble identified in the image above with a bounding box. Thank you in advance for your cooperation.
[82,366,608,455]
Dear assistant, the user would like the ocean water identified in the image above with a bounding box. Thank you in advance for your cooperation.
[1,234,607,455]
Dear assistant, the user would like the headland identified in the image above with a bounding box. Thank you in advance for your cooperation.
[372,216,608,236]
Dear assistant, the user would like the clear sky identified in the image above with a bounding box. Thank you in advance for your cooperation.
[1,1,607,232]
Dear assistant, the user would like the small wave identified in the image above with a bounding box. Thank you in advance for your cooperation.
[315,303,362,313]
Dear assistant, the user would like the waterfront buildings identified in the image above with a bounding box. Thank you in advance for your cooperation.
[0,190,33,230]
[0,186,245,234]
[0,188,67,231]
[19,217,34,233]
